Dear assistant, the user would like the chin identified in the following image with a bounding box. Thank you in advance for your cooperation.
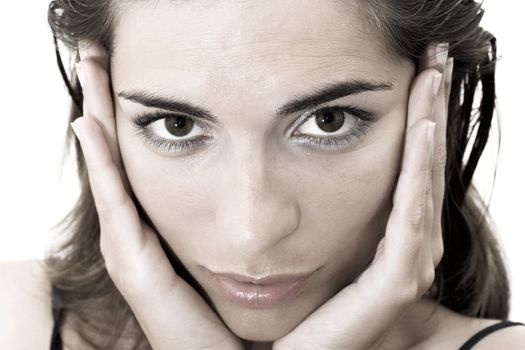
[211,289,328,342]
[233,326,289,342]
[223,310,298,342]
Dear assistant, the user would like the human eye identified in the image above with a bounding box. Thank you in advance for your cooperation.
[131,111,214,155]
[131,105,376,155]
[290,104,376,151]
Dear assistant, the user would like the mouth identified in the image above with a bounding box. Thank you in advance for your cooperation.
[204,268,319,309]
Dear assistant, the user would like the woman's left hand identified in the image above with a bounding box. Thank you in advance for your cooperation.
[273,43,454,350]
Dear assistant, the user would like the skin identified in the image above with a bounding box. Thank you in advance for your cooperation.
[113,0,410,342]
[68,0,485,349]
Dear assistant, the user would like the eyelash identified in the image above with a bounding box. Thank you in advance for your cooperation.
[131,105,376,155]
[291,105,374,150]
[132,112,214,154]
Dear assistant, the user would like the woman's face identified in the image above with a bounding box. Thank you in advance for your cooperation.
[111,0,415,342]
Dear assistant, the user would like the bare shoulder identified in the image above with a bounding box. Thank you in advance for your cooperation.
[472,320,525,350]
[0,259,54,348]
[427,304,525,350]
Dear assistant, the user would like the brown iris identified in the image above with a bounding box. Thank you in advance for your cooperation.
[315,109,345,133]
[164,116,194,137]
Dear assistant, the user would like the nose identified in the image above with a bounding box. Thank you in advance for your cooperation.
[214,142,300,257]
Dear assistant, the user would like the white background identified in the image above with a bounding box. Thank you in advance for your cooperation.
[0,1,523,320]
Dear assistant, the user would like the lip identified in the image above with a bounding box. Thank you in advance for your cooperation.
[206,269,317,309]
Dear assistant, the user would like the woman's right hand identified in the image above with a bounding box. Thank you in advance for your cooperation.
[70,41,244,350]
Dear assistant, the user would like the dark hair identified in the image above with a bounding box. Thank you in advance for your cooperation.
[45,0,509,348]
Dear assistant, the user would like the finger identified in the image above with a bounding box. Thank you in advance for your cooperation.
[76,41,123,174]
[406,69,442,131]
[445,57,454,111]
[419,44,450,266]
[432,57,453,265]
[70,116,144,261]
[392,64,439,209]
[78,39,109,70]
[390,57,441,271]
[387,119,435,281]
[418,42,448,74]
[361,120,435,347]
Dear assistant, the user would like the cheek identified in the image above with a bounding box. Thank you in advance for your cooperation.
[286,100,408,294]
[116,113,212,262]
[297,124,403,283]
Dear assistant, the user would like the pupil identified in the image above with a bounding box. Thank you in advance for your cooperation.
[165,116,194,137]
[315,109,344,132]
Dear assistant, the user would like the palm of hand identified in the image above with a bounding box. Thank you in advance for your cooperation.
[273,43,452,350]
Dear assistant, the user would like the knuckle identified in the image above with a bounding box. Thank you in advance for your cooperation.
[99,234,109,260]
[94,198,114,226]
[99,232,118,274]
[96,195,131,230]
[103,256,139,295]
[89,161,112,184]
[101,251,119,283]
[395,280,420,306]
[95,205,112,226]
[420,267,436,291]
[433,239,444,266]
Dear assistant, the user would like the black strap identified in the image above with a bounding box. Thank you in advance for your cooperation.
[50,285,64,350]
[50,306,63,350]
[458,320,525,350]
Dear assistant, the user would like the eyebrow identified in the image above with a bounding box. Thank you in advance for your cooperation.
[117,79,393,125]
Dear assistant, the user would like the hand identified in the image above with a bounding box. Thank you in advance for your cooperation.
[273,44,454,350]
[70,41,244,350]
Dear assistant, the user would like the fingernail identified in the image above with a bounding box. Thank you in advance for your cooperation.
[75,61,85,88]
[432,72,443,97]
[435,42,449,66]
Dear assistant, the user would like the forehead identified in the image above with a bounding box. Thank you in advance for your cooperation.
[111,0,399,97]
